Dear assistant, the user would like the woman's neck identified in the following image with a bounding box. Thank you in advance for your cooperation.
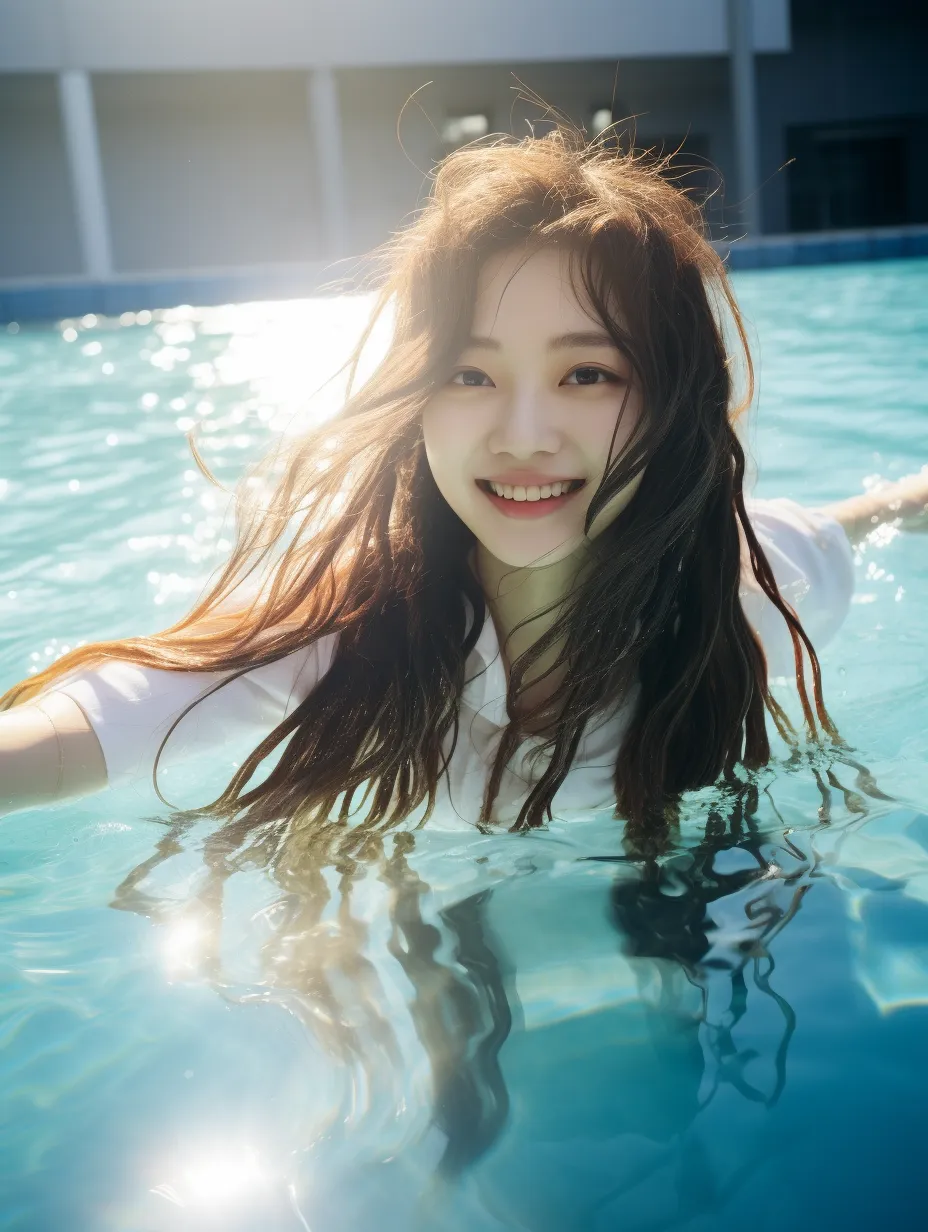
[475,543,589,715]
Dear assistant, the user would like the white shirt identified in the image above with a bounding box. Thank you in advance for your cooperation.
[55,499,855,824]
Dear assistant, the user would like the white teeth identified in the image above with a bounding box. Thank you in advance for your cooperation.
[485,480,579,500]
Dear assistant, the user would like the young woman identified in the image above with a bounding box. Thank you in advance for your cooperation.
[2,129,926,845]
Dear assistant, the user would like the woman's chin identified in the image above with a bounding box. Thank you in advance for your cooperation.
[474,527,586,570]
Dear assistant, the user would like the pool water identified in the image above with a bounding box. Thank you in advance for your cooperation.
[1,261,927,1231]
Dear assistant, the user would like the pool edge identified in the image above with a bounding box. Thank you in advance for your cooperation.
[2,226,928,324]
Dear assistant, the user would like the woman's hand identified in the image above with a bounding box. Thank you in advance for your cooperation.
[820,467,928,544]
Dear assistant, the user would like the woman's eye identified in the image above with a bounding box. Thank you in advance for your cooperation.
[563,366,617,386]
[450,369,494,388]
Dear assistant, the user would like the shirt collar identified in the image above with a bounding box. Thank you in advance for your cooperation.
[460,599,509,727]
[459,596,640,738]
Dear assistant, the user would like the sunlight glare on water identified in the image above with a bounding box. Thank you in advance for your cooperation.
[149,1143,271,1213]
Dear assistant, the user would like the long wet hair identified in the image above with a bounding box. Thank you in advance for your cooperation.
[2,125,837,840]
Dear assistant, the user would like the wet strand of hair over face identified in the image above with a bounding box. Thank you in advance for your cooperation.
[2,123,840,845]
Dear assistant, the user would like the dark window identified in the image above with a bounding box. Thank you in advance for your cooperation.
[786,121,909,231]
[792,0,923,32]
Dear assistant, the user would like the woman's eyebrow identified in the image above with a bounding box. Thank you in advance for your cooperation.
[464,330,618,351]
[548,331,618,350]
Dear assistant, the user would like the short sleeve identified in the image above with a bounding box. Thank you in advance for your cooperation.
[741,497,855,678]
[52,635,338,787]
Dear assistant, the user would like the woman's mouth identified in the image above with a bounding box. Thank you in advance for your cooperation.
[475,478,586,518]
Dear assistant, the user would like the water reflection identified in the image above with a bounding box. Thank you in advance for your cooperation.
[384,834,513,1179]
[108,756,898,1226]
[608,794,802,1113]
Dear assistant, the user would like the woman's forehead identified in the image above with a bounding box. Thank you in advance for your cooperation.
[471,245,605,340]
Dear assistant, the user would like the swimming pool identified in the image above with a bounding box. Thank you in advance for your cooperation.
[1,260,927,1231]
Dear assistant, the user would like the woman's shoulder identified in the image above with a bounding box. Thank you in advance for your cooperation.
[741,496,856,673]
[743,496,855,599]
[50,633,339,786]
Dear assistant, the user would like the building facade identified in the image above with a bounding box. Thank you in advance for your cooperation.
[0,0,925,309]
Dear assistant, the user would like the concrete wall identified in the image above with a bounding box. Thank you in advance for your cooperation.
[0,74,82,277]
[93,72,324,272]
[0,57,740,280]
[0,0,789,71]
[0,1,791,286]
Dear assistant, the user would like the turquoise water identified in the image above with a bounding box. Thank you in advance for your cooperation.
[1,261,927,1230]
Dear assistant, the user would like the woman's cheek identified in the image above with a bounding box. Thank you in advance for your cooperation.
[422,404,470,502]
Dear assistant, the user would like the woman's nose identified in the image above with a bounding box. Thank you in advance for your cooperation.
[487,388,561,458]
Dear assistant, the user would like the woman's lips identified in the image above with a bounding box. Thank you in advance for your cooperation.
[476,478,585,519]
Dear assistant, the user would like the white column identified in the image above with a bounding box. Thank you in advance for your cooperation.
[58,70,114,279]
[727,0,761,235]
[307,67,349,260]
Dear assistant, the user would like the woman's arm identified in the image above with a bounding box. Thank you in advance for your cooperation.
[820,468,928,545]
[0,692,107,816]
[1,635,338,817]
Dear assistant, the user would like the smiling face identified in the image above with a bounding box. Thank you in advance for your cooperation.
[422,244,644,571]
